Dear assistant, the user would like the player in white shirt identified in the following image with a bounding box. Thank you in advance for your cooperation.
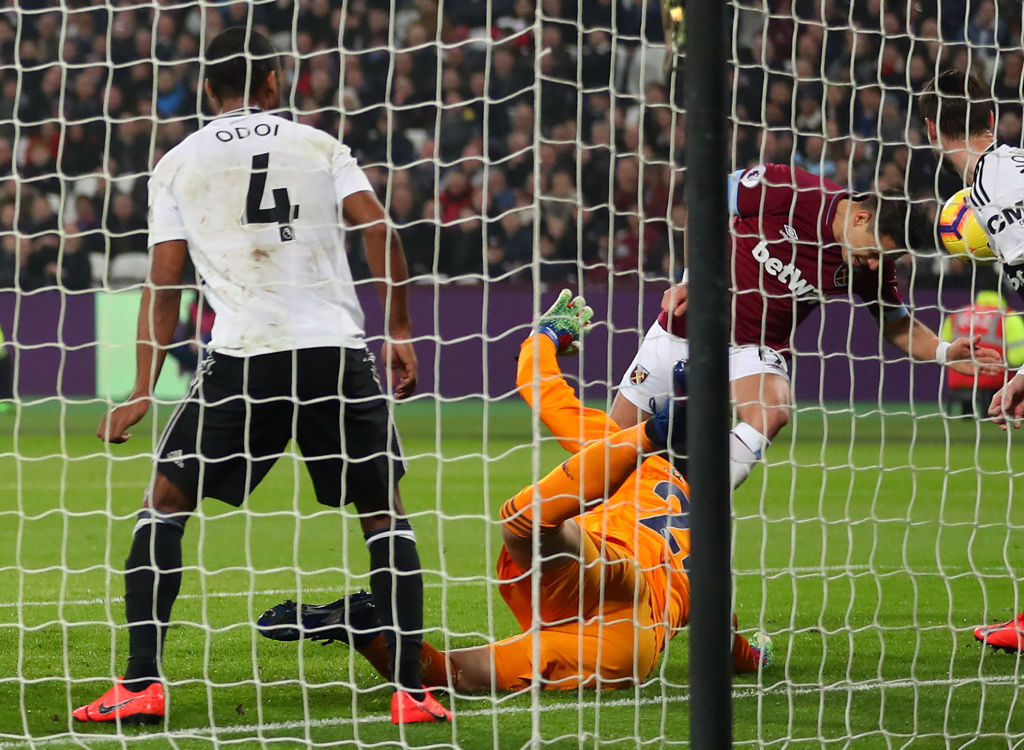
[921,68,1024,653]
[74,28,451,725]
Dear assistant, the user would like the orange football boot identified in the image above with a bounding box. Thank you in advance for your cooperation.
[974,612,1024,653]
[72,679,165,725]
[390,690,452,724]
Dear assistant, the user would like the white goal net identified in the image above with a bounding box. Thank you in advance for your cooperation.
[1,0,1022,747]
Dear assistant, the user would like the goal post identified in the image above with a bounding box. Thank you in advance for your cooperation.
[681,0,733,746]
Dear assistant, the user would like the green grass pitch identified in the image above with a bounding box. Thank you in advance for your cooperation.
[1,397,1023,748]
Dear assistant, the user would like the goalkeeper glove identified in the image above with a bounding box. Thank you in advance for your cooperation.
[537,289,594,356]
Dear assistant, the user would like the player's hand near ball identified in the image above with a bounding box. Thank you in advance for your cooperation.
[944,335,1004,378]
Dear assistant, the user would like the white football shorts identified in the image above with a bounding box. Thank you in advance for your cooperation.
[617,320,791,413]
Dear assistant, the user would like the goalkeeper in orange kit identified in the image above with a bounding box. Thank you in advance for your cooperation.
[258,291,771,692]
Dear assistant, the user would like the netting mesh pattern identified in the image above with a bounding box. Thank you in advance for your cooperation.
[1,0,1023,747]
[0,1,680,293]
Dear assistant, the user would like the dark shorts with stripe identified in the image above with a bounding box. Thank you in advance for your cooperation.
[156,347,405,510]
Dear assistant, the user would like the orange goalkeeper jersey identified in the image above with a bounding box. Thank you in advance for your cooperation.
[515,335,691,650]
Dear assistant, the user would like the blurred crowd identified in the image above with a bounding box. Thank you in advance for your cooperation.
[0,0,1021,291]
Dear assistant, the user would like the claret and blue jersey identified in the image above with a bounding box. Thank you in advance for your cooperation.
[659,164,909,351]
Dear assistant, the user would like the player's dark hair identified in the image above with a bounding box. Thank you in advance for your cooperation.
[204,27,279,102]
[856,189,932,253]
[919,69,993,139]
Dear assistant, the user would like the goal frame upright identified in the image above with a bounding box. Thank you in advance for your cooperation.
[682,0,733,746]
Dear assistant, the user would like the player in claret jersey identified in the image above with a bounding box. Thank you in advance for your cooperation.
[610,164,1000,490]
[921,69,1024,653]
[256,293,773,691]
[74,28,448,725]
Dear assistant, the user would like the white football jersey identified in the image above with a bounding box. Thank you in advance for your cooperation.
[969,143,1024,265]
[148,109,374,355]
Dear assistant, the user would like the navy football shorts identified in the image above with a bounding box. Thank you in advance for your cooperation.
[156,347,405,511]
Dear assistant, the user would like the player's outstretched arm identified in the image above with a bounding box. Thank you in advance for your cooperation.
[343,190,417,399]
[98,240,188,443]
[989,372,1024,430]
[882,315,1003,376]
[518,291,618,451]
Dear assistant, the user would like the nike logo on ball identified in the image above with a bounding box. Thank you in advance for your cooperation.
[96,697,138,714]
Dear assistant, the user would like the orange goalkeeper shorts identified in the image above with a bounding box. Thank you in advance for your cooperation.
[490,529,660,691]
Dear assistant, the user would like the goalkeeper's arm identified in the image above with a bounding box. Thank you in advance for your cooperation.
[517,292,616,452]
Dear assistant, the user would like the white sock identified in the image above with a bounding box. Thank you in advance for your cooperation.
[730,422,768,489]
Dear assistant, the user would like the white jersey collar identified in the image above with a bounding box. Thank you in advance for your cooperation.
[214,107,262,120]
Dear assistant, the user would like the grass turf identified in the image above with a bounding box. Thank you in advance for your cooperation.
[1,397,1023,748]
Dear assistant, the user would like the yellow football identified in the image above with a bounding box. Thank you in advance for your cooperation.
[938,188,996,262]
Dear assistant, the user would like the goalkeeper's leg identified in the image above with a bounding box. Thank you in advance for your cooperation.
[323,549,651,692]
[315,613,506,693]
[344,626,491,692]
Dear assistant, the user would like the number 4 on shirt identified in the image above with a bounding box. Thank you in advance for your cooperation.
[245,152,300,242]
